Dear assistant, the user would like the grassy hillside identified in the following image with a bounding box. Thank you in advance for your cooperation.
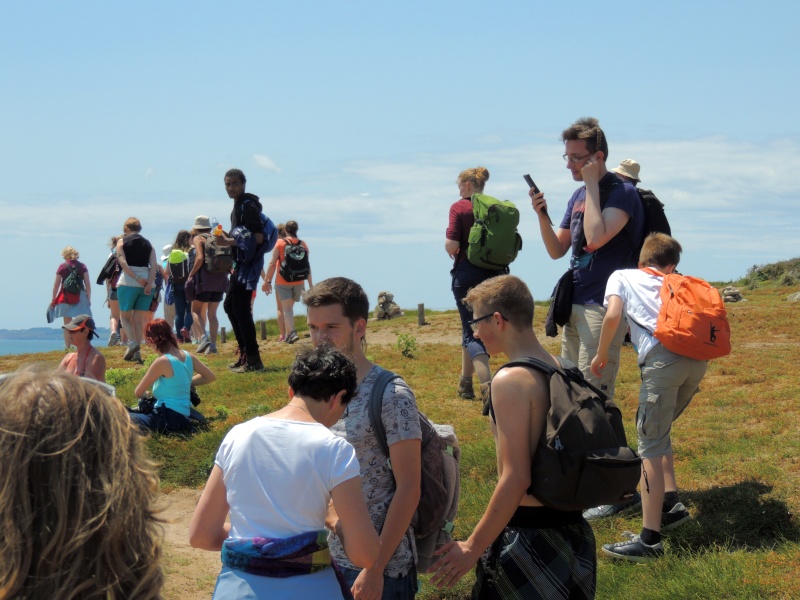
[3,271,800,599]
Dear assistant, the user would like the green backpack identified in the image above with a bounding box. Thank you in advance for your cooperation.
[466,193,522,270]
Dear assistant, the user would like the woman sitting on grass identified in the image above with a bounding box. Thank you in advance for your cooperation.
[58,314,106,382]
[130,318,216,433]
[0,368,163,598]
[189,345,380,599]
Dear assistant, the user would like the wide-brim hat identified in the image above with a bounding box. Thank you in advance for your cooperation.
[160,244,173,261]
[193,215,211,230]
[612,159,641,182]
[63,314,99,340]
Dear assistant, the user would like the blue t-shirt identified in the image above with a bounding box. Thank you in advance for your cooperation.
[559,172,644,305]
[153,352,193,417]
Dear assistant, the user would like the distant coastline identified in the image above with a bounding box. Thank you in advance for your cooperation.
[0,326,110,341]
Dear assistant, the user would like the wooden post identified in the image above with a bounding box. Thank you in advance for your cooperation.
[418,304,426,326]
[220,327,227,343]
[260,322,267,340]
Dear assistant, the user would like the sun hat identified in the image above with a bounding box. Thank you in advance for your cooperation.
[160,244,173,261]
[63,315,99,339]
[193,215,212,230]
[612,159,641,182]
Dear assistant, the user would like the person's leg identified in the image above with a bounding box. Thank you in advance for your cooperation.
[663,454,677,495]
[207,302,220,344]
[232,280,261,365]
[276,292,286,340]
[173,291,186,334]
[193,300,207,337]
[163,299,175,330]
[62,316,72,348]
[223,280,242,349]
[281,297,296,338]
[573,305,626,400]
[641,456,666,532]
[560,307,581,365]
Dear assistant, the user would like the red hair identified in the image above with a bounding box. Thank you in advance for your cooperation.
[144,319,179,354]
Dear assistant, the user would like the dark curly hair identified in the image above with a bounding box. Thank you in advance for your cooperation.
[288,345,357,404]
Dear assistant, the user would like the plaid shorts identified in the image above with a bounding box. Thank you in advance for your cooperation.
[473,507,596,600]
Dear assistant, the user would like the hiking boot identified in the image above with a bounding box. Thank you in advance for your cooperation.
[130,350,144,364]
[123,343,140,361]
[108,331,119,347]
[661,502,691,530]
[205,343,218,354]
[228,350,246,370]
[458,376,475,400]
[583,492,642,521]
[197,335,211,354]
[286,331,299,344]
[232,361,265,373]
[180,328,192,344]
[602,534,664,563]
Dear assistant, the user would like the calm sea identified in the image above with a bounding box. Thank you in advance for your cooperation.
[0,339,70,357]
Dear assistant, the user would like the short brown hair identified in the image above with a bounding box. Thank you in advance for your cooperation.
[303,277,369,325]
[457,166,490,193]
[639,233,682,269]
[285,220,299,236]
[124,217,142,232]
[562,117,609,160]
[464,275,534,330]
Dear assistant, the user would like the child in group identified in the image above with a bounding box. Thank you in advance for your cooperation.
[428,274,596,599]
[591,233,706,562]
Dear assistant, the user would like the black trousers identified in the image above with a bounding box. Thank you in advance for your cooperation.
[223,275,261,362]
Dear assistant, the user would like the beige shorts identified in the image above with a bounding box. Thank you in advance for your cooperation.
[276,283,303,302]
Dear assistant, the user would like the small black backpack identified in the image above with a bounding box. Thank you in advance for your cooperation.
[279,239,310,282]
[62,265,84,295]
[637,188,671,246]
[491,356,641,511]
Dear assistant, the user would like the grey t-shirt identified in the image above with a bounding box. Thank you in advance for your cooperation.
[328,365,422,577]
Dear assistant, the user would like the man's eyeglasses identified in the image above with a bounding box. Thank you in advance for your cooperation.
[468,312,508,332]
[562,153,592,164]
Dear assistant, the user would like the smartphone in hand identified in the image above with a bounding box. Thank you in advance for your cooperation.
[523,174,552,225]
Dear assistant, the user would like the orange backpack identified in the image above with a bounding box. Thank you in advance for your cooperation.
[641,268,731,361]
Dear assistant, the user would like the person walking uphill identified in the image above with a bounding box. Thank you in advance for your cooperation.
[220,168,266,373]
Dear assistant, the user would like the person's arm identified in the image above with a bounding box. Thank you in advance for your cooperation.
[134,355,170,397]
[349,438,421,600]
[331,476,381,569]
[590,294,624,377]
[116,238,140,282]
[304,242,313,288]
[82,269,92,304]
[444,238,460,259]
[85,351,107,383]
[51,273,61,306]
[143,247,158,296]
[188,236,204,277]
[190,353,217,387]
[262,244,280,294]
[189,465,231,551]
[581,160,630,250]
[428,367,541,588]
[530,190,571,259]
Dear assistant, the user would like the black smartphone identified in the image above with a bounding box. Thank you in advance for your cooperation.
[523,174,540,195]
[523,174,552,224]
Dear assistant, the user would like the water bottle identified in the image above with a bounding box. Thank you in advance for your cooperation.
[210,216,218,229]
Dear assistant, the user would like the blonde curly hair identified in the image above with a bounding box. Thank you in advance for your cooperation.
[61,246,79,260]
[0,368,164,599]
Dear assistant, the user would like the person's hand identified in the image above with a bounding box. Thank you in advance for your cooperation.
[143,282,153,296]
[427,540,478,589]
[262,280,272,295]
[351,567,383,600]
[590,351,607,377]
[529,190,549,219]
[581,156,600,185]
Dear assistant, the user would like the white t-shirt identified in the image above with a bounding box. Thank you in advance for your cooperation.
[603,268,664,364]
[215,417,360,539]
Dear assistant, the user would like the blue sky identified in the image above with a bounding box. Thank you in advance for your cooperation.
[2,1,798,330]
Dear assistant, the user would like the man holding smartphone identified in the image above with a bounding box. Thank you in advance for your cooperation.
[529,117,643,402]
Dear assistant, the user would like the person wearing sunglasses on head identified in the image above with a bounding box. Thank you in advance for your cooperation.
[58,314,106,382]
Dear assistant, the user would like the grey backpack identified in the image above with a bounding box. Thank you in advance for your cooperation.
[368,369,460,571]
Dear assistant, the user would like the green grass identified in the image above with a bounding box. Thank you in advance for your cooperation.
[4,279,800,598]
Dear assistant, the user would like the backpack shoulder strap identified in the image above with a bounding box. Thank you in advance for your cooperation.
[367,368,401,458]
